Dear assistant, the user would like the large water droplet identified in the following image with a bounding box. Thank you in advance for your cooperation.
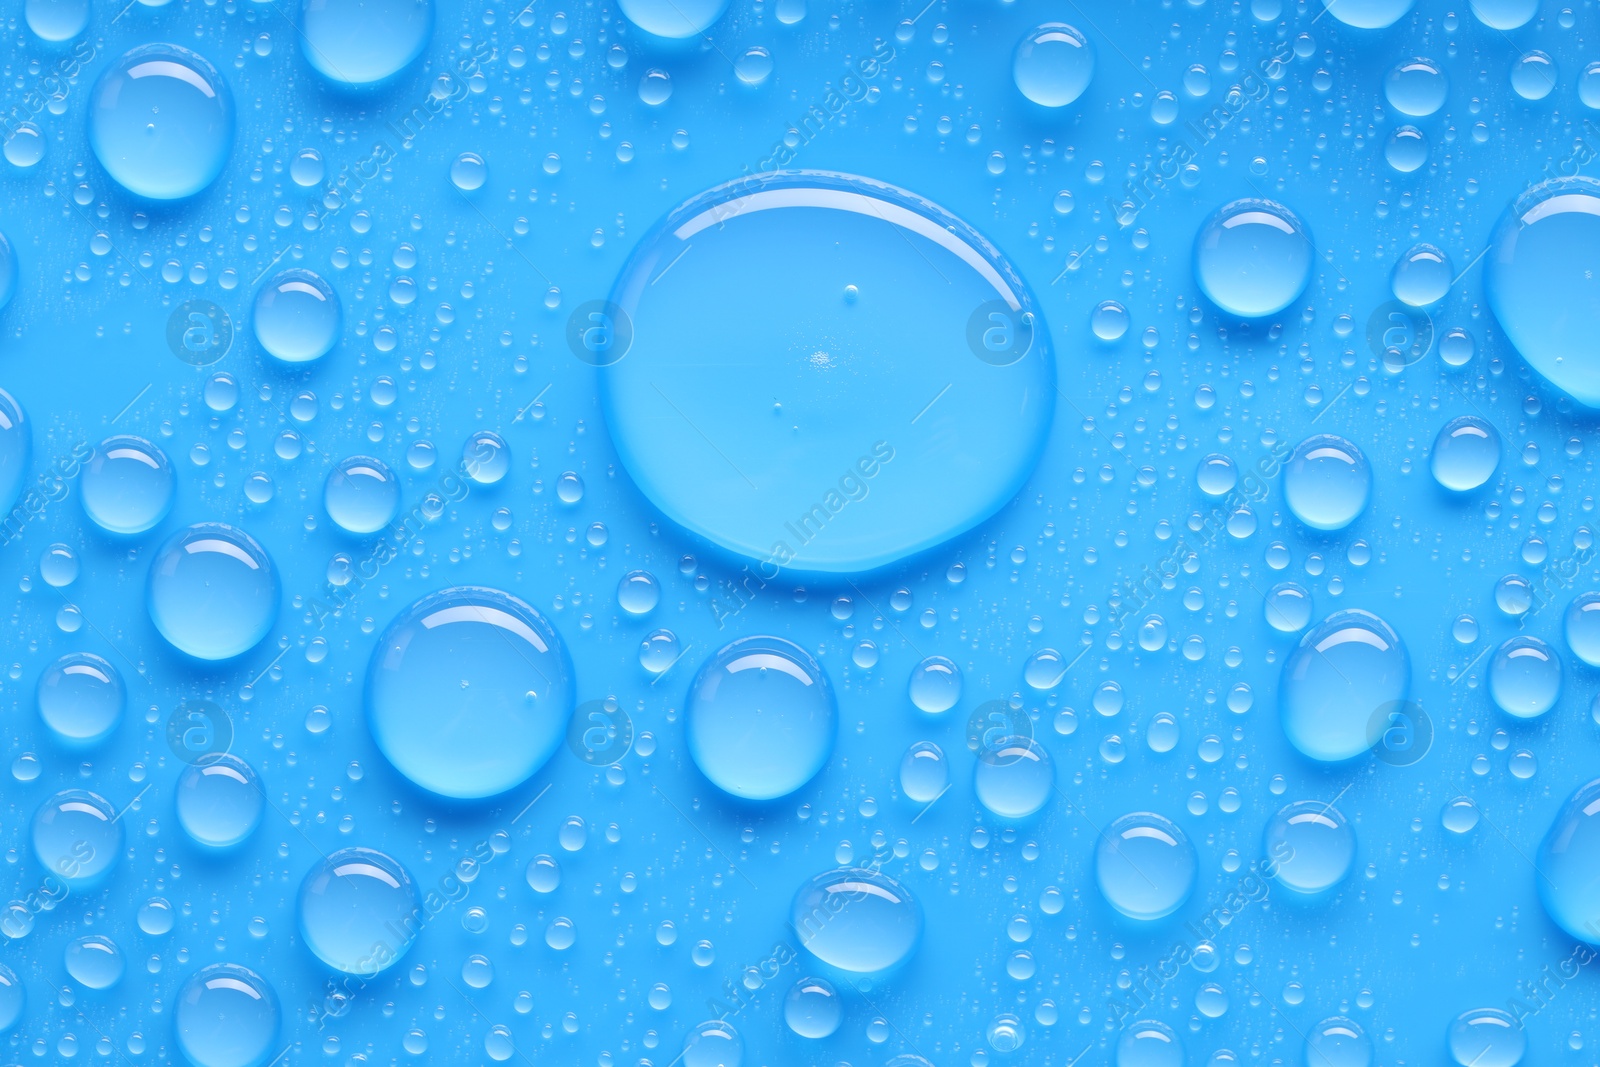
[1264,582,1313,633]
[1538,777,1600,943]
[88,44,233,200]
[1012,23,1094,108]
[325,455,399,534]
[37,653,123,747]
[791,867,922,972]
[1566,592,1600,667]
[1095,812,1196,921]
[1318,0,1413,27]
[1280,609,1409,762]
[366,587,573,800]
[974,738,1053,819]
[784,977,841,1038]
[64,935,123,990]
[174,963,280,1067]
[177,755,263,849]
[1193,199,1313,319]
[908,655,961,713]
[681,1020,743,1067]
[300,0,433,86]
[25,0,89,41]
[1384,57,1447,117]
[600,172,1053,573]
[298,848,419,974]
[1263,801,1355,895]
[1305,1017,1371,1067]
[1469,0,1536,29]
[1448,1008,1526,1067]
[617,0,727,38]
[81,435,174,535]
[1487,635,1561,719]
[147,523,279,661]
[254,269,340,364]
[0,387,31,515]
[1283,434,1370,531]
[32,789,121,889]
[686,636,835,800]
[1430,416,1499,491]
[1116,1020,1184,1067]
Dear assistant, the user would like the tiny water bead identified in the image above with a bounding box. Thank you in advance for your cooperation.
[908,655,961,713]
[88,44,234,200]
[64,935,124,990]
[1384,57,1447,117]
[1283,434,1371,531]
[32,789,121,888]
[1305,1017,1372,1067]
[1448,1008,1526,1067]
[1485,177,1600,408]
[1095,812,1196,921]
[618,0,727,38]
[36,652,123,747]
[298,848,420,974]
[81,435,175,535]
[1566,592,1600,667]
[1117,1019,1184,1067]
[1264,582,1313,633]
[174,963,280,1067]
[784,977,842,1039]
[1391,243,1453,307]
[366,587,574,800]
[0,387,30,515]
[686,636,836,801]
[899,741,948,804]
[1280,609,1409,763]
[1192,198,1313,319]
[254,269,341,364]
[1430,416,1500,492]
[617,570,661,615]
[147,523,279,661]
[974,738,1053,819]
[1487,636,1561,719]
[300,0,434,86]
[176,755,263,849]
[462,430,510,485]
[1196,453,1237,496]
[1319,0,1413,27]
[791,867,922,973]
[450,151,487,192]
[324,456,400,535]
[1263,801,1355,895]
[1012,23,1094,108]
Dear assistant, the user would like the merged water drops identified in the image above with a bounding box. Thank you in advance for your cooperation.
[1193,199,1313,319]
[686,636,836,801]
[298,847,419,974]
[1012,23,1094,108]
[366,587,573,799]
[147,523,279,661]
[300,0,434,86]
[176,755,264,849]
[88,45,233,200]
[1487,636,1561,719]
[1430,416,1499,492]
[1280,609,1409,762]
[790,867,922,972]
[81,435,174,535]
[1283,435,1370,532]
[174,963,280,1067]
[1095,812,1196,921]
[254,269,341,364]
[1263,801,1355,895]
[325,455,400,535]
[36,652,123,747]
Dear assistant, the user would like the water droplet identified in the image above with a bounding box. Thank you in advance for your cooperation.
[784,977,841,1038]
[1318,0,1413,28]
[639,628,681,673]
[682,1020,743,1067]
[1196,453,1237,496]
[300,0,433,86]
[174,963,279,1067]
[908,655,961,713]
[619,0,727,37]
[899,741,948,804]
[1384,126,1427,173]
[88,45,234,200]
[1117,1020,1183,1067]
[32,789,121,889]
[325,455,399,534]
[254,269,340,364]
[1566,592,1600,666]
[1281,609,1409,762]
[1095,812,1196,920]
[1284,434,1370,531]
[617,570,660,615]
[1092,299,1129,341]
[289,148,324,187]
[1193,199,1313,319]
[791,867,922,972]
[148,523,279,661]
[735,47,773,86]
[1012,23,1093,107]
[1449,1008,1525,1067]
[450,152,487,192]
[64,935,124,990]
[81,435,174,535]
[462,430,509,485]
[1391,243,1452,306]
[1488,636,1561,719]
[1264,801,1355,895]
[0,387,31,514]
[1384,57,1447,117]
[37,653,123,747]
[1305,1017,1372,1067]
[177,755,263,849]
[975,738,1053,819]
[2,124,43,170]
[1430,416,1499,491]
[0,965,21,1031]
[298,848,419,974]
[1264,582,1313,633]
[1024,648,1067,690]
[1470,0,1536,30]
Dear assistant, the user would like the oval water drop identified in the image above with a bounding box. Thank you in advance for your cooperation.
[1430,417,1499,491]
[791,867,921,972]
[1280,609,1409,762]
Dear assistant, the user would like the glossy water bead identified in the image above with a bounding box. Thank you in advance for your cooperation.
[1095,812,1196,921]
[88,45,234,200]
[366,587,573,799]
[36,652,123,747]
[1012,23,1094,108]
[176,755,264,849]
[617,0,728,38]
[1487,636,1561,719]
[1470,0,1536,30]
[1448,1008,1526,1067]
[1538,778,1600,944]
[64,935,123,990]
[300,0,434,86]
[25,0,90,41]
[31,789,121,889]
[1116,1019,1184,1067]
[324,456,400,534]
[0,232,14,312]
[1430,416,1500,491]
[1263,801,1355,895]
[1566,592,1600,667]
[0,387,30,515]
[0,966,20,1031]
[80,435,174,535]
[899,741,948,804]
[784,977,842,1038]
[790,867,922,972]
[174,963,280,1067]
[298,848,420,974]
[462,430,510,485]
[1192,199,1313,319]
[147,523,279,661]
[1305,1017,1372,1067]
[1318,0,1413,27]
[908,654,962,713]
[1384,57,1447,117]
[974,738,1053,819]
[1390,243,1453,306]
[254,269,341,364]
[1280,610,1409,762]
[1283,434,1370,531]
[686,636,836,800]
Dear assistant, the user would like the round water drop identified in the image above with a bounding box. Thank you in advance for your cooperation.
[1488,636,1560,719]
[638,68,672,105]
[26,0,89,41]
[1146,713,1179,753]
[1385,58,1447,117]
[1582,62,1600,110]
[1431,416,1499,491]
[619,0,727,38]
[254,269,340,364]
[526,855,560,893]
[1283,434,1370,531]
[1264,582,1313,633]
[1091,300,1128,341]
[3,124,43,169]
[1281,609,1409,762]
[88,45,233,200]
[1449,1008,1525,1067]
[681,1020,742,1067]
[1512,54,1557,101]
[639,628,681,673]
[40,544,77,588]
[1306,1017,1371,1067]
[450,152,486,192]
[289,148,324,187]
[139,898,175,935]
[1496,574,1533,617]
[176,755,263,849]
[64,935,123,990]
[899,741,948,804]
[735,47,773,86]
[148,523,278,661]
[1470,0,1536,29]
[81,435,174,535]
[1318,0,1413,27]
[1012,23,1093,108]
[908,655,961,713]
[1263,801,1354,895]
[298,848,419,974]
[1442,796,1480,834]
[324,456,399,535]
[1024,648,1067,690]
[462,431,509,485]
[300,0,433,86]
[37,653,123,747]
[791,867,921,972]
[0,965,20,1031]
[1391,243,1452,306]
[1193,199,1313,319]
[974,738,1052,819]
[1196,454,1237,496]
[1095,812,1196,921]
[686,637,835,800]
[32,789,121,888]
[1384,126,1427,174]
[367,587,573,799]
[0,387,31,515]
[1117,1019,1183,1067]
[175,963,279,1067]
[1538,778,1600,943]
[1138,615,1167,651]
[1567,592,1600,666]
[617,570,660,615]
[784,977,841,1039]
[600,171,1053,573]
